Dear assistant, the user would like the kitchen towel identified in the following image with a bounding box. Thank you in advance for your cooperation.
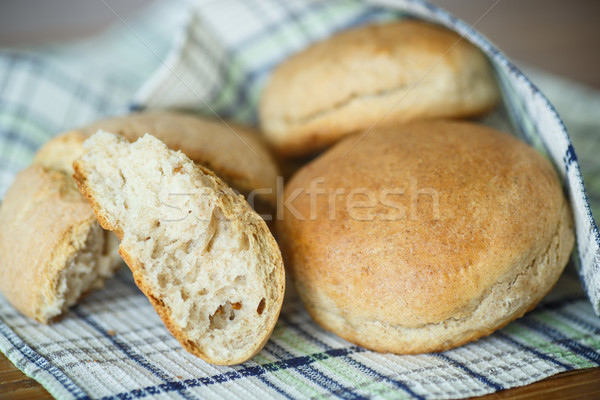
[1,0,599,399]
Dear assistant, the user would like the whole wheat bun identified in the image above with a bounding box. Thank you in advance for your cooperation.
[0,111,279,324]
[0,165,121,323]
[0,129,122,324]
[277,120,574,354]
[73,131,285,365]
[259,20,500,156]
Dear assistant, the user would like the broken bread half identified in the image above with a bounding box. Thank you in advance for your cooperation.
[0,165,121,323]
[73,131,285,365]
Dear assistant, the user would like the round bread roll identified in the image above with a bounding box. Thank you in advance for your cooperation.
[278,120,574,354]
[259,20,500,156]
[0,111,279,323]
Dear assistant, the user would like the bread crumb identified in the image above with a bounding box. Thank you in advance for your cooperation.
[73,131,285,365]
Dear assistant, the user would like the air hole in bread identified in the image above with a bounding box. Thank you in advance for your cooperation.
[157,272,168,289]
[181,288,190,301]
[181,239,192,255]
[257,299,265,315]
[203,230,217,254]
[209,301,239,330]
[234,275,246,286]
[240,234,250,251]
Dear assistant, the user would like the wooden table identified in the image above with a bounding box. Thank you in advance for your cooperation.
[1,0,599,398]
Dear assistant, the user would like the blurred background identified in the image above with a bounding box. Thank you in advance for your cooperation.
[0,0,599,87]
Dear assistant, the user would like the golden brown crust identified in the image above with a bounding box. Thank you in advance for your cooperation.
[49,111,280,208]
[73,138,285,365]
[277,120,574,354]
[34,131,88,174]
[0,166,115,323]
[260,20,500,156]
[119,225,281,365]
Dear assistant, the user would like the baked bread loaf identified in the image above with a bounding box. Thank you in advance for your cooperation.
[73,131,285,365]
[0,129,123,324]
[0,165,121,323]
[36,111,280,212]
[278,120,574,354]
[0,111,279,324]
[260,20,500,156]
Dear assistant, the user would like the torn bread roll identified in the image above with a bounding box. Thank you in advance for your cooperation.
[277,120,574,354]
[260,20,500,156]
[0,111,279,324]
[73,131,285,365]
[0,165,121,323]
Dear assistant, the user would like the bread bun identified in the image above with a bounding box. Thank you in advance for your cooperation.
[0,165,121,323]
[277,120,574,353]
[0,111,279,323]
[73,131,285,365]
[260,20,499,156]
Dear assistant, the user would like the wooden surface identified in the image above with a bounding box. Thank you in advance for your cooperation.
[0,356,52,400]
[1,0,599,399]
[477,368,600,400]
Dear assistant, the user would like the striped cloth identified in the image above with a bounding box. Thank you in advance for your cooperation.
[0,0,599,399]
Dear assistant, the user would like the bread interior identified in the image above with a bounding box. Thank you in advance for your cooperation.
[76,132,280,362]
